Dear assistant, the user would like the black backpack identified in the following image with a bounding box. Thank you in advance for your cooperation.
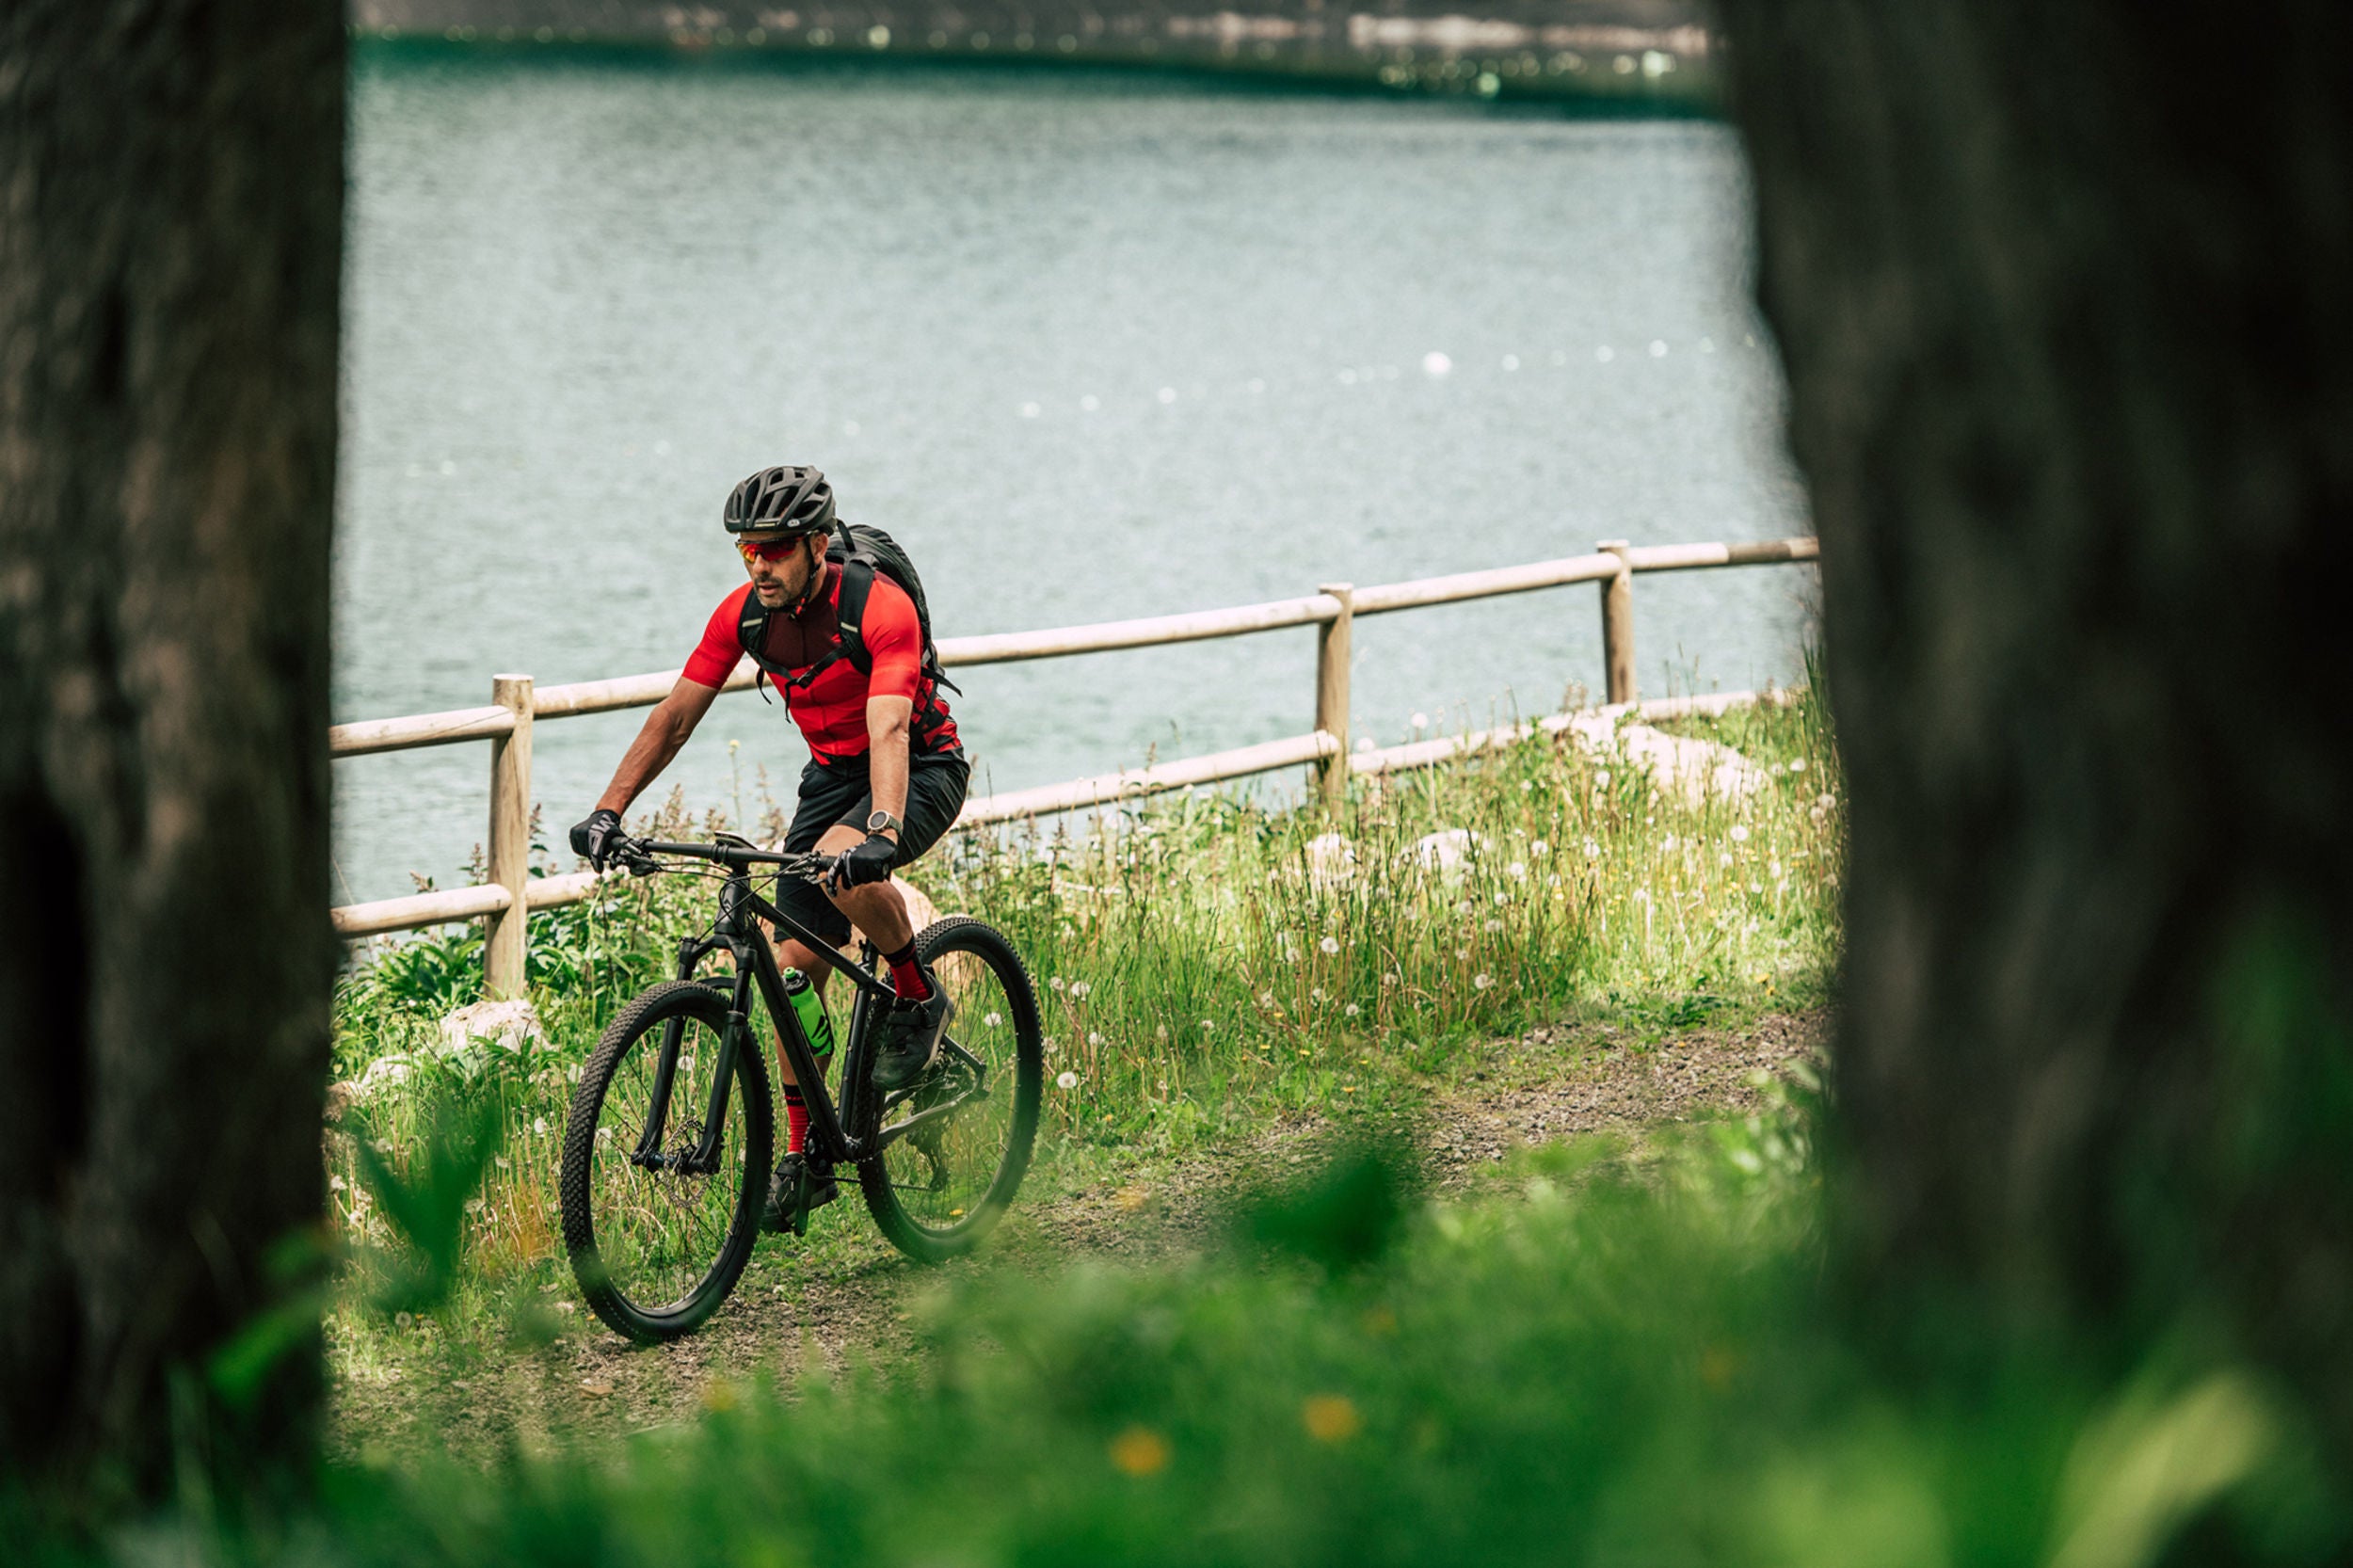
[737,521,960,740]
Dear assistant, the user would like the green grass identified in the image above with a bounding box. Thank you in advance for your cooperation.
[323,694,1842,1352]
[62,1082,2349,1568]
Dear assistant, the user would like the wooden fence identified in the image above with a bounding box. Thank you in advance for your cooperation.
[329,535,1817,994]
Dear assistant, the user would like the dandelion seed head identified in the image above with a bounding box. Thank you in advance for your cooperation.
[1509,860,1528,879]
[1583,840,1601,859]
[1531,840,1550,856]
[1720,853,1735,868]
[1473,973,1494,990]
[1730,824,1751,843]
[1320,936,1341,955]
[1345,1003,1360,1017]
[1056,1070,1079,1090]
[1483,919,1502,934]
[1595,769,1611,787]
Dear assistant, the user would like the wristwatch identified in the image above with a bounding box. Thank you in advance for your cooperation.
[865,809,904,840]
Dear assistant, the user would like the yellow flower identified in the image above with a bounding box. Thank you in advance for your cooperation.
[1303,1394,1362,1443]
[1110,1425,1171,1476]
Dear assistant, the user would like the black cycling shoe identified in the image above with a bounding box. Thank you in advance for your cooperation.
[760,1152,840,1236]
[872,984,954,1091]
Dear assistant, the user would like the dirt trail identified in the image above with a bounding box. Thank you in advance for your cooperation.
[328,1010,1822,1462]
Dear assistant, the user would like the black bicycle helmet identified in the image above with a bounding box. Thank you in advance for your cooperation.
[724,465,835,536]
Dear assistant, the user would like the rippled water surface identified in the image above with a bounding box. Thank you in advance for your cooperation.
[338,51,1810,902]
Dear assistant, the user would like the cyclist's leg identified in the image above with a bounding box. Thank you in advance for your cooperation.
[820,753,969,952]
[768,760,863,1084]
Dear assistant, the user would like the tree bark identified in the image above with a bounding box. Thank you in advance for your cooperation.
[1716,0,2353,1442]
[0,1,344,1496]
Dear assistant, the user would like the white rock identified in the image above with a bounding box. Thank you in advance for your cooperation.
[1615,724,1764,806]
[339,1053,414,1107]
[1413,828,1477,874]
[1304,832,1356,889]
[440,998,547,1059]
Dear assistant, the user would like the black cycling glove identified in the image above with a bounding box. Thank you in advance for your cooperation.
[570,808,623,871]
[829,833,897,891]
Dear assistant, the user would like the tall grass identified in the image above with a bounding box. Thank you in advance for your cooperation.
[327,693,1842,1310]
[103,1084,2349,1568]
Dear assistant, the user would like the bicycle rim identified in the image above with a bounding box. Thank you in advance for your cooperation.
[861,917,1041,1257]
[562,983,770,1341]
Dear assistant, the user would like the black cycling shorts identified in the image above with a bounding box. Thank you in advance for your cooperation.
[772,749,969,949]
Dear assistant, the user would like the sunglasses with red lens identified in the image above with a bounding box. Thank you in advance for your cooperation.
[736,536,811,564]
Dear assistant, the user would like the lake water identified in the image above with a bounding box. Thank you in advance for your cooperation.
[336,50,1811,904]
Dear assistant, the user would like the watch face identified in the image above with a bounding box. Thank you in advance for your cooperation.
[867,810,895,833]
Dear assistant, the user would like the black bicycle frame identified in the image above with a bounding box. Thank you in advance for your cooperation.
[627,840,896,1174]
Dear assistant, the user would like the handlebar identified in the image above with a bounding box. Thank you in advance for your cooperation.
[602,831,840,885]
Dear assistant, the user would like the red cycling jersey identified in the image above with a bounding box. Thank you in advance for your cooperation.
[680,568,960,760]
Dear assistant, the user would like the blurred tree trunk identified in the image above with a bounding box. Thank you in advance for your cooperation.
[1716,0,2353,1442]
[0,1,343,1497]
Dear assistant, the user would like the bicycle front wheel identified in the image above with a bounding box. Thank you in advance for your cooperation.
[560,980,772,1343]
[856,916,1043,1263]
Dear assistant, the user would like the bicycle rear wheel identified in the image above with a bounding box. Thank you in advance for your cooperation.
[855,916,1043,1263]
[560,980,772,1342]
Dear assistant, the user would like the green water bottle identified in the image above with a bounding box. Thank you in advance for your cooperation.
[780,968,835,1064]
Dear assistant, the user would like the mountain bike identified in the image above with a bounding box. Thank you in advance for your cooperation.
[556,829,1042,1344]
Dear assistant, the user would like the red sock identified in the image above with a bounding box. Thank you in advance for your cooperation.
[885,941,931,1001]
[784,1087,809,1154]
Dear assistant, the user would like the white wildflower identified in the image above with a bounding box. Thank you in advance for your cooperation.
[1049,976,1066,992]
[1520,780,1534,793]
[1156,1023,1169,1040]
[1319,936,1340,955]
[1493,890,1510,905]
[1508,860,1528,880]
[984,1011,1002,1028]
[1200,1020,1215,1033]
[1583,840,1600,860]
[1473,973,1494,991]
[1311,987,1326,1002]
[1345,1003,1360,1017]
[1258,991,1275,1006]
[1056,1071,1079,1090]
[1662,834,1678,851]
[1595,769,1611,787]
[1454,900,1474,917]
[1454,947,1471,961]
[532,1117,548,1136]
[1531,840,1550,856]
[1087,1032,1104,1047]
[1411,712,1429,731]
[1483,919,1502,934]
[1383,972,1400,987]
[1790,759,1808,774]
[1730,824,1751,843]
[1070,980,1092,1000]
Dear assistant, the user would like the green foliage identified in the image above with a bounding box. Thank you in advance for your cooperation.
[102,1086,2349,1568]
[350,1090,506,1318]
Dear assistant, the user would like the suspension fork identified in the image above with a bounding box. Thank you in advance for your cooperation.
[632,933,720,1167]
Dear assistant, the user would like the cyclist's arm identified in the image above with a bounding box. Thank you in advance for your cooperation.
[864,695,913,840]
[596,676,720,814]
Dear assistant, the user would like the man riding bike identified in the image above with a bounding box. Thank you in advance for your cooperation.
[569,465,970,1231]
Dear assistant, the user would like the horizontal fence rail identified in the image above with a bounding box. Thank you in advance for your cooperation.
[331,536,1817,994]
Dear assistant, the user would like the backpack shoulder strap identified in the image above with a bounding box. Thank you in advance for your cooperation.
[736,590,779,702]
[833,554,877,676]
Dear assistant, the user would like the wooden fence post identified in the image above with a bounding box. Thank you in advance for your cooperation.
[1597,540,1636,705]
[485,673,534,999]
[1314,582,1353,807]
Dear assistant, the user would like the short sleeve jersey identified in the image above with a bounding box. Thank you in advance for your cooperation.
[680,568,959,760]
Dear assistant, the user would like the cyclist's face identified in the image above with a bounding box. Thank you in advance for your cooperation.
[739,533,821,606]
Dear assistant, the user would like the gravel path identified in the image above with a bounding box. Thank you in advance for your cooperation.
[328,1009,1823,1463]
